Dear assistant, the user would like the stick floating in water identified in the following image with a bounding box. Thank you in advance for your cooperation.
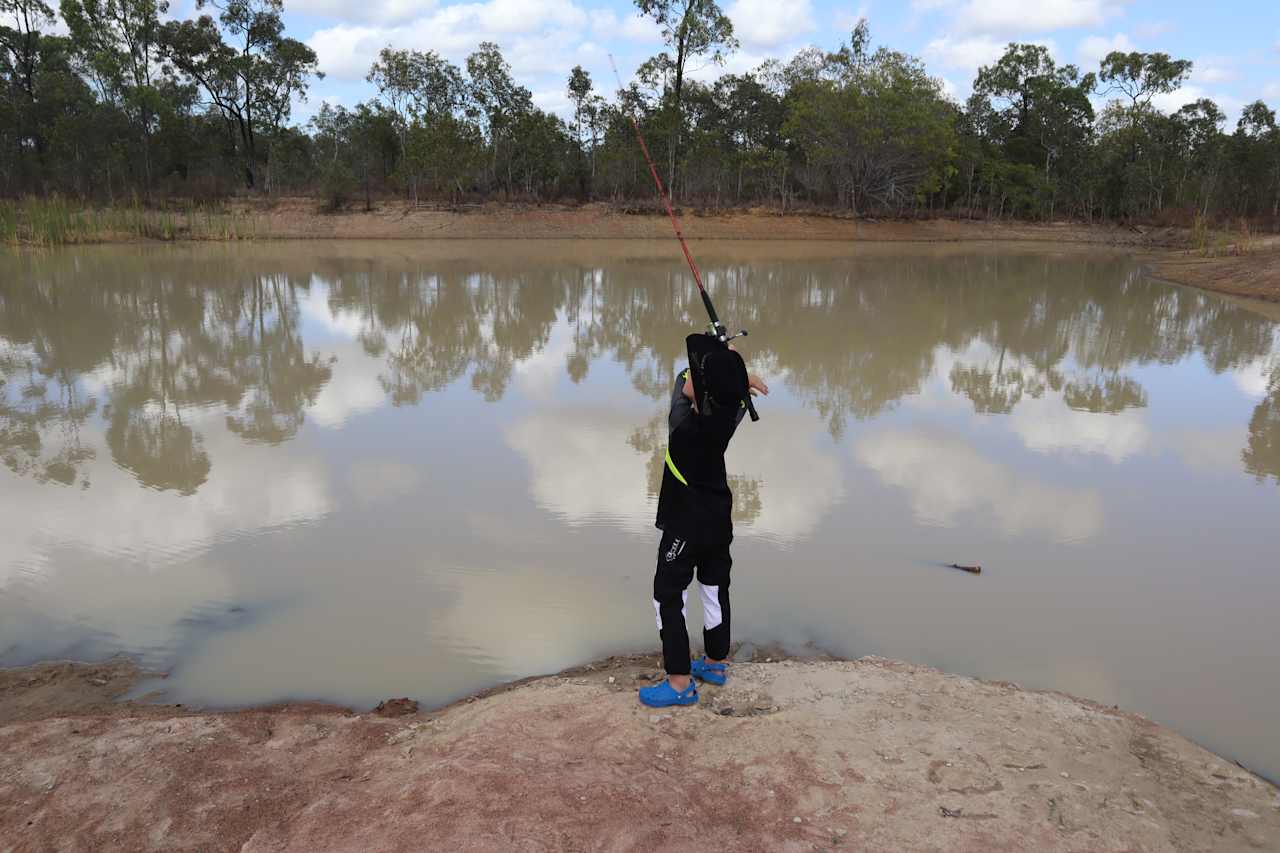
[947,563,982,575]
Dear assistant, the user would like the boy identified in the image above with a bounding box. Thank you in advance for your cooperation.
[640,340,768,708]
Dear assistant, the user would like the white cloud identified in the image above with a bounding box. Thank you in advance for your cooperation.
[0,414,333,659]
[308,25,391,81]
[290,0,438,25]
[1166,428,1245,474]
[833,3,871,34]
[307,0,593,82]
[1232,356,1278,399]
[1008,394,1150,462]
[504,406,653,532]
[306,342,387,428]
[855,427,1103,543]
[297,287,389,428]
[505,403,845,544]
[1193,58,1238,86]
[956,0,1128,36]
[911,0,957,11]
[1077,33,1133,67]
[346,458,421,505]
[724,411,845,543]
[1149,85,1242,120]
[727,0,816,49]
[1198,67,1235,85]
[923,35,1008,72]
[588,8,662,42]
[512,311,574,399]
[684,47,775,83]
[1133,20,1172,40]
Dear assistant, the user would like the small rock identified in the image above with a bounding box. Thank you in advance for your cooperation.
[649,714,672,724]
[793,817,802,824]
[1231,809,1258,819]
[1060,772,1069,779]
[765,657,772,663]
[607,676,616,684]
[835,828,847,837]
[374,698,419,717]
[719,707,734,716]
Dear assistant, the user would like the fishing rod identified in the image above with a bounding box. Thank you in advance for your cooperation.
[608,55,758,421]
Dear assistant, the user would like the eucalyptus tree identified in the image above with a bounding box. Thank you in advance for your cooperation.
[1096,50,1193,217]
[633,0,736,197]
[971,43,1096,217]
[160,0,319,190]
[60,0,170,195]
[368,47,468,203]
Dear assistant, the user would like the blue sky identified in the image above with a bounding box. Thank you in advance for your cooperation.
[209,0,1280,126]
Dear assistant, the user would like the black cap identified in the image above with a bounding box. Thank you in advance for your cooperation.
[703,348,747,406]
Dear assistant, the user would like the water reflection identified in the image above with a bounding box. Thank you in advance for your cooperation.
[4,246,1277,493]
[1244,364,1280,482]
[855,427,1104,542]
[1,263,332,493]
[2,241,1279,780]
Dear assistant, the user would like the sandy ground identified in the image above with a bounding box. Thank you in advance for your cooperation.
[2,654,1277,852]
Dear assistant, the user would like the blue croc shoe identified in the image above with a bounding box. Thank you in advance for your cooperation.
[690,656,728,686]
[639,679,698,708]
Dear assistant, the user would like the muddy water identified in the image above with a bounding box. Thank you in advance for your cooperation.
[2,241,1278,777]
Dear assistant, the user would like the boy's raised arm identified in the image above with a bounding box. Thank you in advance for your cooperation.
[669,367,694,431]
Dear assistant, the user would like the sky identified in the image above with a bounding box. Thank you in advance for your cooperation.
[179,0,1280,126]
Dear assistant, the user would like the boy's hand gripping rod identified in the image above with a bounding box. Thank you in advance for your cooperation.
[609,56,758,421]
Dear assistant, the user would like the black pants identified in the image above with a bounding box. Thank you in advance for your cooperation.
[652,529,732,676]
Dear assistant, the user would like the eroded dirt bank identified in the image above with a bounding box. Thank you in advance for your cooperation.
[213,200,1280,302]
[2,655,1277,852]
[1144,238,1280,303]
[244,199,1190,247]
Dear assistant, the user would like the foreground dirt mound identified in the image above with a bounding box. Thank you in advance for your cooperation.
[2,657,1277,852]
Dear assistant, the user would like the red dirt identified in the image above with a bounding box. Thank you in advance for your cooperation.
[2,655,1278,852]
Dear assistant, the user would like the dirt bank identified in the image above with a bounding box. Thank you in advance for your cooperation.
[196,200,1280,302]
[2,655,1277,852]
[1144,237,1280,303]
[8,195,1280,304]
[239,198,1190,246]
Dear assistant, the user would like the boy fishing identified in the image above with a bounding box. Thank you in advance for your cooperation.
[605,58,768,707]
[640,339,768,708]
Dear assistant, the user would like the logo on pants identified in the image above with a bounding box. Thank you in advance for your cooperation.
[665,537,684,562]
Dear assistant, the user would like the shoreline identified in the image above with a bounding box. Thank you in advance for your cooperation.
[6,199,1279,303]
[3,653,1278,851]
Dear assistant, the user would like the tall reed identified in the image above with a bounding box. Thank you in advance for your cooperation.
[0,196,259,246]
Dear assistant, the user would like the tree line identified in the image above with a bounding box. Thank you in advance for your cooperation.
[3,0,1279,224]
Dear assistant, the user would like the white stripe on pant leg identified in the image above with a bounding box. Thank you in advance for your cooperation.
[653,590,689,629]
[700,583,723,630]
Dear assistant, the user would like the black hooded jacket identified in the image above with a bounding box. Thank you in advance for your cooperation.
[655,368,747,544]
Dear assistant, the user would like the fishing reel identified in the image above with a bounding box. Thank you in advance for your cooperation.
[705,322,749,345]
